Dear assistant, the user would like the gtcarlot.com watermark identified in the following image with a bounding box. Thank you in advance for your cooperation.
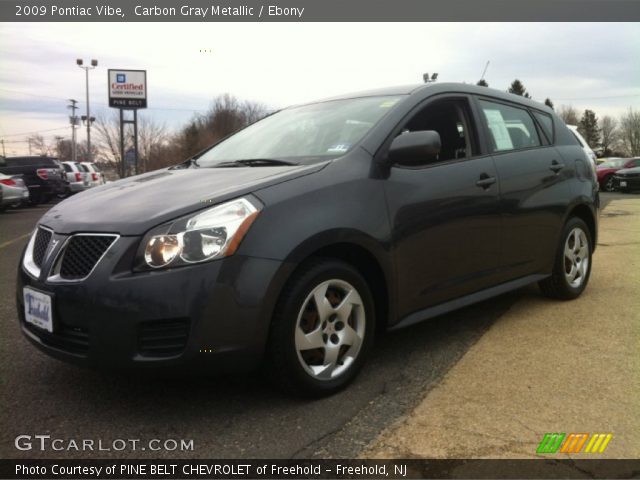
[15,435,194,452]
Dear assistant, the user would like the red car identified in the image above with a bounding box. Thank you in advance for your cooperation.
[597,157,640,192]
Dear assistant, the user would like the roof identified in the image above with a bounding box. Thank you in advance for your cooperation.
[302,82,553,113]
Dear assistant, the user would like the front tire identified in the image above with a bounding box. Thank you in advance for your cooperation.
[603,175,615,192]
[539,217,592,300]
[268,259,375,397]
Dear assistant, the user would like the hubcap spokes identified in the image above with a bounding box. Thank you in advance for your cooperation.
[295,280,365,380]
[563,228,589,288]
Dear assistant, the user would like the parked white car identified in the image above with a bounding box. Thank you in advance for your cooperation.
[567,125,597,166]
[61,161,90,195]
[0,172,29,210]
[79,162,105,187]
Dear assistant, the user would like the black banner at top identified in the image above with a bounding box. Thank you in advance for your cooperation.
[3,0,640,22]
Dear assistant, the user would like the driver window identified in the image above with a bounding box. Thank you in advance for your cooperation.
[402,100,474,161]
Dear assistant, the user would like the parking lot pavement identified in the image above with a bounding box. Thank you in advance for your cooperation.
[363,196,640,459]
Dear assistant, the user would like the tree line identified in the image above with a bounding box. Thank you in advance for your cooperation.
[478,78,640,157]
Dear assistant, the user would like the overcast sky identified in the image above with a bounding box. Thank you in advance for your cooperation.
[0,22,638,156]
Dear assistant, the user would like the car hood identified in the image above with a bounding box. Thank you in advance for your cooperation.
[39,164,325,235]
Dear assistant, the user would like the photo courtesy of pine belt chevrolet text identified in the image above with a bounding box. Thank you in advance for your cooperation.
[17,83,598,396]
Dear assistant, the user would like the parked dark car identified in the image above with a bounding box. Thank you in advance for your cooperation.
[613,165,640,192]
[596,157,640,192]
[17,83,598,396]
[0,156,67,204]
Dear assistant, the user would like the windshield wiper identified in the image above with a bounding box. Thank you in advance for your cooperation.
[213,159,299,168]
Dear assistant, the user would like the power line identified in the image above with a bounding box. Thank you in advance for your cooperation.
[1,126,69,137]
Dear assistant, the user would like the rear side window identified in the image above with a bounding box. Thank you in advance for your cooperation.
[570,131,585,147]
[532,111,554,143]
[62,163,72,172]
[478,100,541,152]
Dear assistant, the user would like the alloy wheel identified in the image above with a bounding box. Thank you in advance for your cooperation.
[563,227,590,288]
[294,279,365,381]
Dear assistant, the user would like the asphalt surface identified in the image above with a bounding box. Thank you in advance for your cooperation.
[0,192,635,459]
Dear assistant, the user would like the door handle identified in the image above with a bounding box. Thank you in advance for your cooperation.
[549,160,565,173]
[476,173,496,189]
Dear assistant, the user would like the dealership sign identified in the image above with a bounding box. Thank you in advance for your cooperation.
[108,69,147,108]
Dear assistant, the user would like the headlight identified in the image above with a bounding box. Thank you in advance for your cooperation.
[137,197,260,270]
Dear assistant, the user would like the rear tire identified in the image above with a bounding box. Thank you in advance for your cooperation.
[267,259,375,397]
[539,217,592,300]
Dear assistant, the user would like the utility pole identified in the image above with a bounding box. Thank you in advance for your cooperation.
[67,99,79,162]
[0,138,5,157]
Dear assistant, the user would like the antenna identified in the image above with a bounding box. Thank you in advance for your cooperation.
[479,61,490,82]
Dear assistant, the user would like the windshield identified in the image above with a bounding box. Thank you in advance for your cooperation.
[599,159,626,168]
[196,95,403,167]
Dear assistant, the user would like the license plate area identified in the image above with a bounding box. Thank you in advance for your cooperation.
[23,287,53,333]
[620,180,627,187]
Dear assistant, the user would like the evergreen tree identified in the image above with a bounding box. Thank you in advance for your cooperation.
[476,79,489,87]
[578,109,601,149]
[508,79,531,98]
[544,98,554,110]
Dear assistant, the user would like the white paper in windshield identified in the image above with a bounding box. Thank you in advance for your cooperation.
[484,109,513,151]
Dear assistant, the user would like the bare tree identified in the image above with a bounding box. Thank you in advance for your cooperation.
[94,112,123,165]
[27,134,48,155]
[619,108,640,156]
[137,116,168,172]
[94,112,170,174]
[52,137,73,161]
[558,105,579,125]
[600,116,619,157]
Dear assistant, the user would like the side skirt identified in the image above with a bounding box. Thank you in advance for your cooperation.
[389,274,549,331]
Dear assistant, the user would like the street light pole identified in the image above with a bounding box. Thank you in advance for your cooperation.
[77,58,98,162]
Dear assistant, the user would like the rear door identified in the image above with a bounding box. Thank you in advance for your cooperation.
[475,98,571,280]
[384,95,502,318]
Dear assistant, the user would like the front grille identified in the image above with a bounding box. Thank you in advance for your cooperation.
[59,235,116,280]
[138,318,190,357]
[32,228,52,268]
[24,322,89,355]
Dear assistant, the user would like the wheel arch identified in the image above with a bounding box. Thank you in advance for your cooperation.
[565,202,598,252]
[274,230,394,334]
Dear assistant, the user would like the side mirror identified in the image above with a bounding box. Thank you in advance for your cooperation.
[387,130,441,166]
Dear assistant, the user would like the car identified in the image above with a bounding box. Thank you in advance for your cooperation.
[0,173,29,210]
[596,157,640,192]
[79,162,105,187]
[17,83,598,396]
[613,165,640,192]
[60,161,90,196]
[0,156,68,205]
[567,125,597,167]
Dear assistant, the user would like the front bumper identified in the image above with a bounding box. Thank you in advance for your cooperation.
[16,233,289,373]
[614,176,640,190]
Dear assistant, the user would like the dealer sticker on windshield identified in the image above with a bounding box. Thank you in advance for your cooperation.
[327,144,350,153]
[23,287,53,333]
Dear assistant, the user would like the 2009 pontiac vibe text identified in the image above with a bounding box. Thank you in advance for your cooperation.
[17,83,598,396]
